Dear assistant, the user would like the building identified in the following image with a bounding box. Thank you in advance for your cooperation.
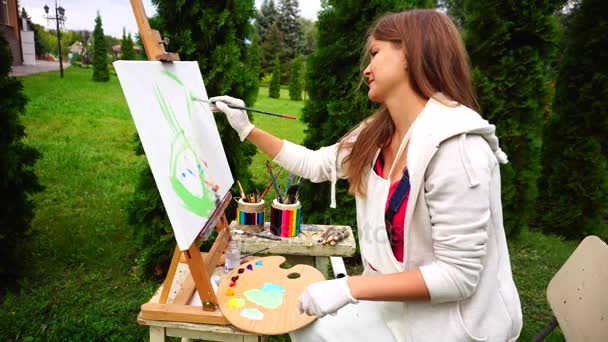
[69,41,83,54]
[1,0,23,65]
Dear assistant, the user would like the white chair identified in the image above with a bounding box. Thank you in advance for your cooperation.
[532,235,608,341]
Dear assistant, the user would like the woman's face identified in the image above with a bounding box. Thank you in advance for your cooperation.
[363,38,408,103]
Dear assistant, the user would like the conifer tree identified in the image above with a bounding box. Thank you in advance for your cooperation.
[120,28,137,60]
[289,54,303,100]
[243,32,262,104]
[0,34,42,287]
[92,13,109,82]
[298,0,433,228]
[130,0,259,279]
[257,0,278,40]
[536,0,608,239]
[261,21,285,76]
[463,0,565,237]
[277,0,302,59]
[269,54,281,98]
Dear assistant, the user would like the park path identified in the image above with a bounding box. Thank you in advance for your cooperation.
[10,60,71,77]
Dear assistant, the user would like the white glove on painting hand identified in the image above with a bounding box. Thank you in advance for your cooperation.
[297,278,358,318]
[209,95,255,141]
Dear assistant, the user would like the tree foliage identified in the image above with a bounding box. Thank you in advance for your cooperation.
[298,17,317,56]
[463,0,565,237]
[0,34,42,290]
[92,13,109,82]
[120,28,137,60]
[269,54,281,98]
[277,0,302,59]
[535,0,608,240]
[130,0,260,279]
[257,0,278,40]
[289,54,303,100]
[260,21,285,77]
[298,0,433,231]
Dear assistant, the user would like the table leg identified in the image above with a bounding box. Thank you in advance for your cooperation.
[315,256,331,279]
[150,326,167,342]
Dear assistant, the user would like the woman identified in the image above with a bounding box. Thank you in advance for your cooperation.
[211,9,522,342]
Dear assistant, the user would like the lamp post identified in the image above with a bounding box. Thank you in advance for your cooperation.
[44,1,66,78]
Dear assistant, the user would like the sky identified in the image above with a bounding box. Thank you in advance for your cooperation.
[19,0,321,39]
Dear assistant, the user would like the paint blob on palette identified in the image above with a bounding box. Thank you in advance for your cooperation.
[244,282,285,309]
[241,308,264,320]
[229,298,246,308]
[217,256,325,335]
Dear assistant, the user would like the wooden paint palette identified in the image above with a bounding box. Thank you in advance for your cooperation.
[217,256,325,335]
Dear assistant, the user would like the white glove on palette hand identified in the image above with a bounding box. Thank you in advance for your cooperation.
[297,278,359,318]
[209,95,255,141]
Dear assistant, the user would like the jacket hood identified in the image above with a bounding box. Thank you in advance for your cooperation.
[414,96,509,164]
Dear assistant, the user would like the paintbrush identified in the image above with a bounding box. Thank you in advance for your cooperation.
[240,243,281,258]
[284,181,303,204]
[192,96,297,120]
[259,166,283,201]
[236,180,246,199]
[283,173,296,199]
[265,161,283,203]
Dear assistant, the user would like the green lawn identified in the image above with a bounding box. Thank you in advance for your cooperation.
[0,66,575,341]
[250,86,307,185]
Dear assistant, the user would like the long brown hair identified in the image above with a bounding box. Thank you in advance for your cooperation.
[340,9,478,197]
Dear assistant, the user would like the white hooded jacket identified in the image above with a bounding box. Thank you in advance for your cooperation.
[274,96,522,341]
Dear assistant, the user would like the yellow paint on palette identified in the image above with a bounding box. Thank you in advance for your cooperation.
[228,297,246,308]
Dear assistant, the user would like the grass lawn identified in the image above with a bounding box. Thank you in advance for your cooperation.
[0,66,576,341]
[249,86,307,184]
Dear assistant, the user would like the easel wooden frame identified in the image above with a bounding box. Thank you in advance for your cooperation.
[130,0,231,325]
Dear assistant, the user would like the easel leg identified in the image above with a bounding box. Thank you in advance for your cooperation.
[150,326,167,342]
[160,245,182,304]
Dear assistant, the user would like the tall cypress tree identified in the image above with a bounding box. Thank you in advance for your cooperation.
[298,0,433,229]
[130,0,259,279]
[269,54,281,98]
[0,34,42,288]
[463,0,565,237]
[92,13,109,82]
[289,54,303,100]
[120,28,137,60]
[535,0,608,240]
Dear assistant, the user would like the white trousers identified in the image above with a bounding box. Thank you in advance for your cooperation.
[289,300,397,342]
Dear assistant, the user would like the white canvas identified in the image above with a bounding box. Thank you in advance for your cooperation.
[114,61,233,251]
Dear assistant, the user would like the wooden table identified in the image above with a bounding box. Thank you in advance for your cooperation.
[230,221,356,279]
[139,222,355,341]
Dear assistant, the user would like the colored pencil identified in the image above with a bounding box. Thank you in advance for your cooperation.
[192,96,297,120]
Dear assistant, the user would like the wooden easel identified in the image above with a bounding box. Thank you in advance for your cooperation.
[130,0,231,325]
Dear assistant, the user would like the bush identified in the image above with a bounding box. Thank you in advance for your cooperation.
[289,54,303,100]
[298,0,433,242]
[130,0,260,279]
[535,0,608,240]
[463,0,563,237]
[260,72,273,86]
[0,34,42,290]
